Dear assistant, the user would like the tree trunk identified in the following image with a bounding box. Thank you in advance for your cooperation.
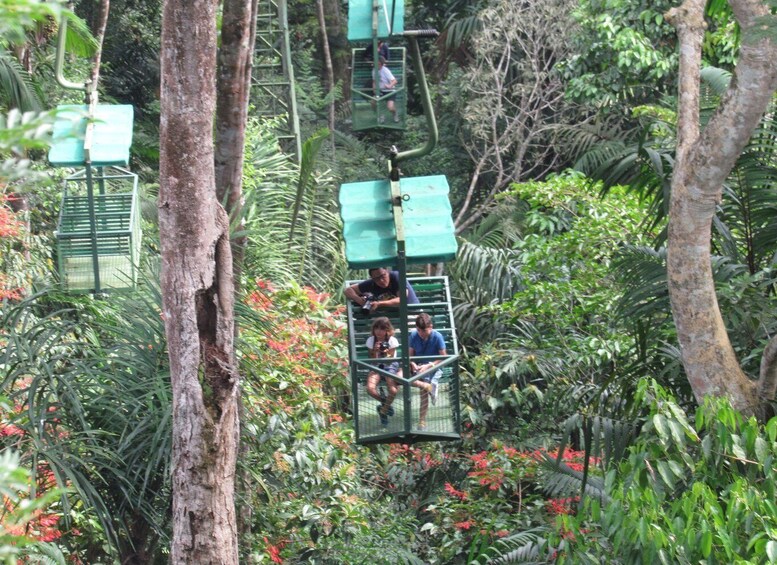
[159,0,240,562]
[316,0,336,156]
[214,0,258,547]
[322,0,350,104]
[215,0,259,281]
[90,0,110,87]
[666,0,777,414]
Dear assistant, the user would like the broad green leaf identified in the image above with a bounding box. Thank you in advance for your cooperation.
[767,540,777,564]
[653,414,669,440]
[656,460,675,488]
[701,530,712,557]
[754,437,768,464]
[732,442,747,461]
[667,419,686,445]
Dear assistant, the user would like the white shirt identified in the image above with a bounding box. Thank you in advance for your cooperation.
[379,66,396,91]
[366,335,399,351]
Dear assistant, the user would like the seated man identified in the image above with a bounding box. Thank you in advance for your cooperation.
[409,313,447,430]
[344,267,419,312]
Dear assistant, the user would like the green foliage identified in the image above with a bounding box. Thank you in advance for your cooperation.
[238,279,426,562]
[241,118,346,293]
[498,171,649,384]
[0,287,174,561]
[75,0,160,111]
[559,0,678,106]
[0,449,67,563]
[572,67,777,382]
[552,379,777,563]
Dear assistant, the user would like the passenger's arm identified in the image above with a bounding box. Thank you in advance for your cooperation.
[344,283,366,306]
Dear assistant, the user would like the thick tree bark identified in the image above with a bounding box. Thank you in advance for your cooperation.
[160,0,240,562]
[215,0,258,235]
[214,0,258,547]
[666,0,777,413]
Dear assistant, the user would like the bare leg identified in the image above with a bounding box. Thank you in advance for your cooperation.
[387,99,397,121]
[381,372,400,414]
[366,372,382,402]
[412,379,432,426]
[419,390,429,427]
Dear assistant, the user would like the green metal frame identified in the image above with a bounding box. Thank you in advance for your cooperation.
[253,0,302,162]
[55,166,141,293]
[346,276,461,444]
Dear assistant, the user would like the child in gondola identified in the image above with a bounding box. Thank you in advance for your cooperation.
[365,316,432,427]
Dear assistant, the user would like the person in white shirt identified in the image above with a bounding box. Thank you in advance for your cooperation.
[365,316,432,427]
[377,56,398,123]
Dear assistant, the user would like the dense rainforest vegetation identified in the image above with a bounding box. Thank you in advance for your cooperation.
[2,0,777,562]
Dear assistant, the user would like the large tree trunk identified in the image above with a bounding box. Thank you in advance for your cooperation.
[666,0,777,414]
[159,0,240,562]
[215,0,259,278]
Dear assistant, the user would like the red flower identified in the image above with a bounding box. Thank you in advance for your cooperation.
[444,482,469,501]
[454,520,475,530]
[545,496,579,515]
[263,537,284,564]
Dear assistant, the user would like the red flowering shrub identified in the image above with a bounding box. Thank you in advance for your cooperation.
[420,440,601,562]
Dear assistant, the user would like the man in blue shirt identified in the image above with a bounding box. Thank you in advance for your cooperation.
[409,313,447,429]
[344,267,419,312]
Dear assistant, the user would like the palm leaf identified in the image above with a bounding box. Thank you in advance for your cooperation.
[0,51,42,111]
[242,118,346,291]
[470,528,548,564]
[289,127,329,240]
[60,12,99,58]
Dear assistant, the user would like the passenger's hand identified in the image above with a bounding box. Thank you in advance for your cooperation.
[369,301,381,311]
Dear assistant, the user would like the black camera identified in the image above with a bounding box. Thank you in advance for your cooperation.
[379,341,389,353]
[361,292,374,311]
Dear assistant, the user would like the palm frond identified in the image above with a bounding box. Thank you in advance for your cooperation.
[0,51,42,111]
[241,118,346,291]
[613,245,669,321]
[470,528,548,564]
[59,12,99,58]
[537,452,607,501]
[700,65,731,97]
[19,542,67,565]
[444,13,483,49]
[289,127,329,240]
[449,240,524,345]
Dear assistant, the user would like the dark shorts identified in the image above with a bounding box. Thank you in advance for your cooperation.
[380,89,396,99]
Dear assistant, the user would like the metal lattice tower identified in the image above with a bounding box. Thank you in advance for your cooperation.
[253,0,302,162]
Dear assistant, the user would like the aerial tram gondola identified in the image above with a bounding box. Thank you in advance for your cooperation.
[341,0,460,444]
[47,16,140,294]
[348,0,430,131]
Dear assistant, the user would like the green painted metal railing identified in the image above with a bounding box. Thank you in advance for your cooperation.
[55,167,141,293]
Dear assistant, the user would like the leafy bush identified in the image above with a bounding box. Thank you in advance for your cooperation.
[551,379,777,563]
[239,279,431,562]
